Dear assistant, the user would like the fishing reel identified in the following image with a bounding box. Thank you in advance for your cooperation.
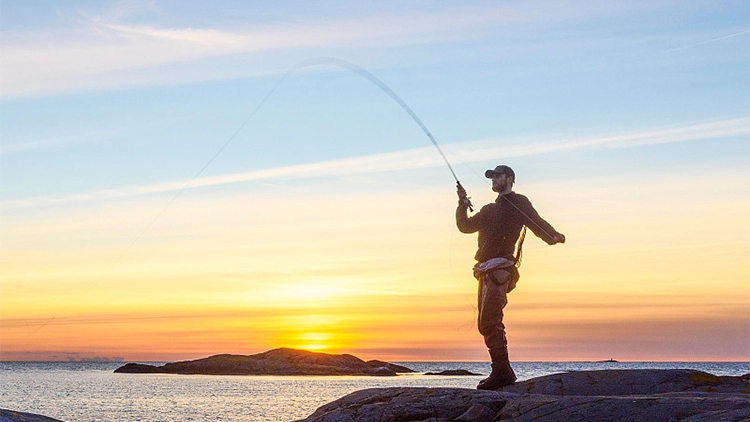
[456,181,474,212]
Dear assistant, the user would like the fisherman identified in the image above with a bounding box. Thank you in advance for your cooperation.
[456,165,565,390]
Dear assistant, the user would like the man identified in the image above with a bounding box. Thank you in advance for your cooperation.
[456,165,565,390]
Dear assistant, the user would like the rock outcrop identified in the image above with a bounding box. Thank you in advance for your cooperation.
[298,369,750,422]
[114,348,415,376]
[0,409,64,422]
[424,370,481,376]
[499,368,749,396]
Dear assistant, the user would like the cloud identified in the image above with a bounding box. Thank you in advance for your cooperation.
[0,129,113,154]
[449,117,750,160]
[0,136,79,154]
[0,6,521,99]
[4,0,743,100]
[2,117,746,209]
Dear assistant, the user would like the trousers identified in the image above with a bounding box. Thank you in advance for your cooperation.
[477,268,516,352]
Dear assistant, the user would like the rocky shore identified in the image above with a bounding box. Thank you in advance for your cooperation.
[114,347,414,376]
[298,369,750,422]
[0,409,64,422]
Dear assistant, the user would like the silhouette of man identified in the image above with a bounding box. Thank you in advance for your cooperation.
[457,165,565,389]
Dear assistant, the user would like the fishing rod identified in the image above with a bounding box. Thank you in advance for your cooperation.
[285,57,473,210]
[290,60,564,236]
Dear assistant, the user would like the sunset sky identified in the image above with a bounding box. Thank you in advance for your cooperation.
[1,1,748,362]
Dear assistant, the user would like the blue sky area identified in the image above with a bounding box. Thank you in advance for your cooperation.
[1,1,748,361]
[1,1,747,202]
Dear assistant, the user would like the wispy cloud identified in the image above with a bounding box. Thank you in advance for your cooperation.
[0,136,78,154]
[0,1,685,99]
[3,117,746,209]
[0,129,112,154]
[449,117,750,161]
[0,6,520,98]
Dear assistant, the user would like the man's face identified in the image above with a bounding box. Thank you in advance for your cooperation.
[491,173,513,193]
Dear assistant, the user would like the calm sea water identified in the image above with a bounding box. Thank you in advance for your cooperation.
[1,361,748,422]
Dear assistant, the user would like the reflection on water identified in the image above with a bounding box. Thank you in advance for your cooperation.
[1,361,748,422]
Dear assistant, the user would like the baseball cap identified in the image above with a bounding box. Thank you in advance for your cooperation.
[484,165,515,179]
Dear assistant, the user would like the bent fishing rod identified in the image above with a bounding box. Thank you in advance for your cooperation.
[299,58,473,210]
[324,60,559,236]
[258,57,474,210]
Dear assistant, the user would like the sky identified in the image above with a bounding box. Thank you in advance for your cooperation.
[0,0,748,362]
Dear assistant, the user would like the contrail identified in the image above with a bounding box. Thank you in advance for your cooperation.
[669,29,750,51]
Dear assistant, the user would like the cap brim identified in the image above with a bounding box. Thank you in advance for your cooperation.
[484,170,496,178]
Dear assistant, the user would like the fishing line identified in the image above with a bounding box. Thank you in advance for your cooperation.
[294,58,486,331]
[28,64,293,334]
[28,58,562,338]
[28,57,472,333]
[30,57,557,335]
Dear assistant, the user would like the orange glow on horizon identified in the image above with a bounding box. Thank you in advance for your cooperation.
[1,172,748,362]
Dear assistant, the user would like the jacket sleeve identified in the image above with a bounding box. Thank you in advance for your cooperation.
[456,202,483,233]
[511,195,561,245]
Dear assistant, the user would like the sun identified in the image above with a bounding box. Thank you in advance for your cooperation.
[272,312,354,352]
[295,332,332,351]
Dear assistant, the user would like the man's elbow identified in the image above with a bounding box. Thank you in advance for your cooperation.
[456,223,475,234]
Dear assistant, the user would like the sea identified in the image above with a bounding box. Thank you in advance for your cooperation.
[1,361,748,422]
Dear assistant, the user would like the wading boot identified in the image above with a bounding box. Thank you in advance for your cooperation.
[476,350,516,390]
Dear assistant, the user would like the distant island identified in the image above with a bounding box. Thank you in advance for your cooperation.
[114,347,415,376]
[424,369,481,376]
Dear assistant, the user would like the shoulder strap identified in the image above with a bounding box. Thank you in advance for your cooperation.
[515,226,527,268]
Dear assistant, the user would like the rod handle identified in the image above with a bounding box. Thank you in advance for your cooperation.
[456,181,473,212]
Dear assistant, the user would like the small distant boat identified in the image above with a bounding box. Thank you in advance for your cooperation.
[597,358,619,363]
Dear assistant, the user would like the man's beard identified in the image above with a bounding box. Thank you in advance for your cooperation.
[493,180,510,192]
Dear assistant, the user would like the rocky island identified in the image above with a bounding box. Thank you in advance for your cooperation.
[114,347,415,376]
[0,409,64,422]
[299,369,750,421]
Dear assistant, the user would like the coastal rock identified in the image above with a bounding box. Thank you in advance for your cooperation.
[498,368,750,395]
[363,360,415,374]
[494,394,749,422]
[298,369,750,422]
[299,388,514,422]
[114,348,415,376]
[0,409,64,422]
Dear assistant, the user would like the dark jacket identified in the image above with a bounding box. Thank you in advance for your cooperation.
[456,191,561,262]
